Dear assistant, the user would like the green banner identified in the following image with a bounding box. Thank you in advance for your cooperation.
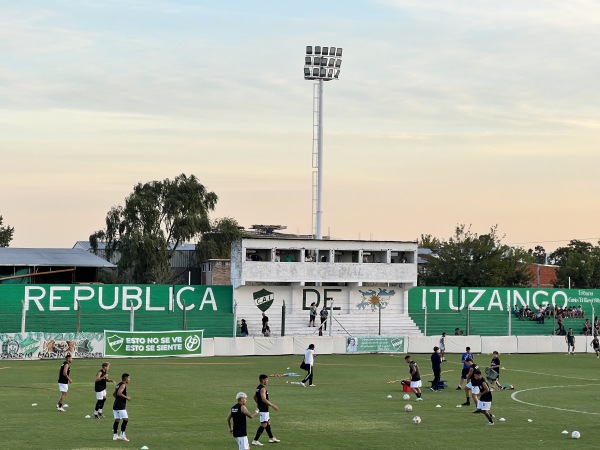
[408,287,600,313]
[0,284,233,337]
[104,330,203,357]
[346,336,404,353]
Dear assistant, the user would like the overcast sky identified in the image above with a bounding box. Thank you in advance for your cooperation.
[3,0,600,251]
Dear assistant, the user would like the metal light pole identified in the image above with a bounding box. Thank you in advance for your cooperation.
[304,45,342,239]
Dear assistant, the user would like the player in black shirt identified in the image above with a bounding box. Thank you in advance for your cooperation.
[112,373,131,442]
[405,355,423,401]
[56,354,73,412]
[462,359,479,406]
[227,392,258,450]
[252,374,280,445]
[94,362,115,418]
[472,369,494,425]
[489,351,503,390]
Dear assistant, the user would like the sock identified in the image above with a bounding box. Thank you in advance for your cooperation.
[121,420,128,433]
[266,425,274,439]
[416,393,422,399]
[113,422,119,434]
[58,403,62,408]
[254,427,264,441]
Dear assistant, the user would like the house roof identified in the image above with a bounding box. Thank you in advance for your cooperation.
[73,241,196,251]
[0,248,116,268]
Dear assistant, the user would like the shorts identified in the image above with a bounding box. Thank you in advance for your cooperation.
[235,436,249,450]
[410,380,422,389]
[58,383,69,393]
[113,409,128,420]
[439,344,445,352]
[461,368,470,379]
[258,412,270,423]
[96,390,107,400]
[471,386,480,395]
[477,400,492,411]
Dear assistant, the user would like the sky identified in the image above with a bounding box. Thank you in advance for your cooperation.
[3,0,600,252]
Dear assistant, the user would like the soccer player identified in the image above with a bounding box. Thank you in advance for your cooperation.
[405,355,423,401]
[112,373,132,442]
[472,369,494,426]
[590,335,600,358]
[457,346,474,390]
[462,358,479,407]
[439,332,446,362]
[94,362,114,418]
[252,374,280,446]
[227,392,258,450]
[566,328,576,354]
[489,351,503,390]
[56,354,73,412]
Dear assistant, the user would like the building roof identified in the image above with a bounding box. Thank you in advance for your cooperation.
[73,241,196,251]
[0,248,117,268]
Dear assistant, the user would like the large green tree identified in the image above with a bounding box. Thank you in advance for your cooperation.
[550,240,600,288]
[419,224,533,287]
[0,215,14,247]
[195,217,247,262]
[90,174,217,283]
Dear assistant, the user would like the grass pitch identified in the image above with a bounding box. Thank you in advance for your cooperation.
[1,352,599,449]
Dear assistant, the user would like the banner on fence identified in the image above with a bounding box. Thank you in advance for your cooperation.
[345,336,404,353]
[409,287,600,313]
[0,332,104,360]
[104,330,204,357]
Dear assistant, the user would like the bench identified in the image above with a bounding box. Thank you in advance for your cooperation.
[429,380,447,389]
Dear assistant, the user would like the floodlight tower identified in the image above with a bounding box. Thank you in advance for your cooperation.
[304,45,342,240]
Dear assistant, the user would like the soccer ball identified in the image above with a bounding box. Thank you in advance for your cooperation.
[413,416,421,424]
[571,431,581,439]
[402,394,410,401]
[404,404,413,412]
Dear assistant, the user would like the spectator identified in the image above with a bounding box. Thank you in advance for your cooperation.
[535,307,545,324]
[556,324,567,336]
[240,319,249,337]
[576,305,584,318]
[261,312,269,335]
[513,306,524,321]
[582,319,592,336]
[263,325,271,337]
[454,328,464,336]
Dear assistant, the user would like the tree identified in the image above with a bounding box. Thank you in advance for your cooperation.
[90,174,217,283]
[419,224,533,287]
[550,240,600,288]
[527,245,547,264]
[196,217,247,262]
[0,215,14,247]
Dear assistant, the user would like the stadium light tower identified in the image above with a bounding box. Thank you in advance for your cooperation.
[304,45,342,240]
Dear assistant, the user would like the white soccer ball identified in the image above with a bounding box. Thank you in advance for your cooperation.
[413,415,421,424]
[404,404,413,412]
[571,431,580,439]
[402,394,410,400]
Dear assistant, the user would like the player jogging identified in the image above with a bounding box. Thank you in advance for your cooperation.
[472,369,494,426]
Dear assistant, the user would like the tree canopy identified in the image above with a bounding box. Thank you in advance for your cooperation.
[90,174,217,283]
[418,224,533,287]
[550,240,600,288]
[195,217,247,262]
[0,215,14,247]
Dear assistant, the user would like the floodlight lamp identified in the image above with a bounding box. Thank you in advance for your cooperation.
[306,46,313,55]
[304,68,311,77]
[320,57,328,66]
[329,47,336,56]
[334,69,340,79]
[319,67,326,77]
[327,69,333,78]
[313,68,319,77]
[315,46,321,55]
[322,46,329,55]
[313,56,320,66]
[335,59,341,68]
[336,48,343,57]
[305,56,312,65]
[328,59,334,67]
